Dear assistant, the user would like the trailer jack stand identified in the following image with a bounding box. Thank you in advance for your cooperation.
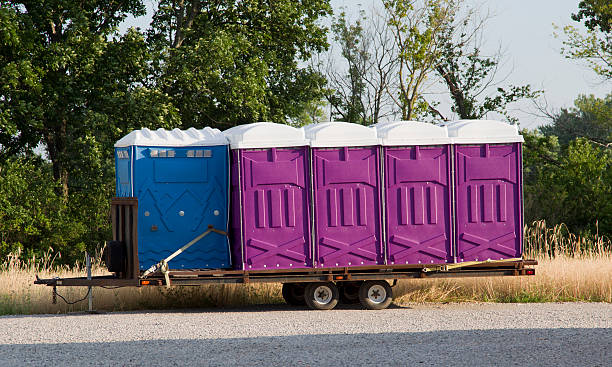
[52,285,57,304]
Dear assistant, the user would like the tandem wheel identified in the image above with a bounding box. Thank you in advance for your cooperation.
[281,283,307,306]
[338,282,361,304]
[304,282,339,310]
[359,280,393,310]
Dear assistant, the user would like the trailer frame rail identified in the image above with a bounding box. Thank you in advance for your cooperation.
[35,259,536,288]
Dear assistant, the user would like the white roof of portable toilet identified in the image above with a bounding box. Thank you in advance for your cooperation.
[223,122,309,149]
[374,121,451,146]
[446,120,524,144]
[114,127,227,147]
[303,121,380,147]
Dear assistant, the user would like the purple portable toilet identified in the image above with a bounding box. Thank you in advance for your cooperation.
[304,122,383,268]
[224,122,312,270]
[374,121,453,265]
[448,120,524,262]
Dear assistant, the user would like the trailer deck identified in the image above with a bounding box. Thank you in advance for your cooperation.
[35,259,536,288]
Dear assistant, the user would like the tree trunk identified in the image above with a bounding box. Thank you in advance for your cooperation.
[437,65,470,119]
[45,119,69,201]
[172,0,201,49]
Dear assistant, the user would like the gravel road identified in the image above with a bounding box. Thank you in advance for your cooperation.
[1,302,610,366]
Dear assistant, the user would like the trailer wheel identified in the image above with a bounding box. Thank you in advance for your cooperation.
[359,280,393,310]
[304,282,339,310]
[281,283,307,306]
[339,282,361,304]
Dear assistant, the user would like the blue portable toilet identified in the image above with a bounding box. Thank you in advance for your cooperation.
[114,127,231,270]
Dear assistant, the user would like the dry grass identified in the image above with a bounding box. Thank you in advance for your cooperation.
[394,255,612,305]
[523,220,611,259]
[1,266,283,315]
[1,220,611,315]
[395,220,612,305]
[0,249,283,315]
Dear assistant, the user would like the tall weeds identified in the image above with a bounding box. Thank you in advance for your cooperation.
[524,220,611,258]
[1,220,610,315]
[395,220,612,305]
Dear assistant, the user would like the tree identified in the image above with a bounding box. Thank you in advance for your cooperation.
[148,0,332,129]
[0,1,181,263]
[572,0,612,34]
[539,93,612,147]
[433,11,540,123]
[557,0,612,80]
[0,157,83,263]
[523,93,612,237]
[0,0,173,200]
[521,130,564,225]
[383,0,459,120]
[522,131,612,237]
[324,9,396,124]
[292,98,328,126]
[326,11,368,123]
[553,138,612,236]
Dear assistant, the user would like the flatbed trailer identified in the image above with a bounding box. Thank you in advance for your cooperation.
[34,118,537,311]
[35,259,537,310]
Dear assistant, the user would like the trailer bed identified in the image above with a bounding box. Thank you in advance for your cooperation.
[35,259,537,288]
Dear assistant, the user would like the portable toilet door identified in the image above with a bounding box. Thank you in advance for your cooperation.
[304,122,384,268]
[374,121,453,265]
[114,127,231,270]
[448,120,524,262]
[224,122,312,271]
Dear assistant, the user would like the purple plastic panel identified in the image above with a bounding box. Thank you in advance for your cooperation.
[455,143,523,261]
[313,147,383,267]
[384,146,452,265]
[233,147,312,270]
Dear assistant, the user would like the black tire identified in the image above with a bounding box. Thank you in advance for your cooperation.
[103,241,126,273]
[339,282,361,304]
[359,280,393,310]
[282,283,307,306]
[304,282,339,310]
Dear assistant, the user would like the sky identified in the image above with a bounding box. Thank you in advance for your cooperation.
[121,0,611,129]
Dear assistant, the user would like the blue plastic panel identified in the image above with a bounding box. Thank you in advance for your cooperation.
[132,146,231,270]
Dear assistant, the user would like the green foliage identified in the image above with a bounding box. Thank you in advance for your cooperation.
[0,158,87,263]
[557,0,612,80]
[523,94,612,237]
[539,94,612,146]
[0,1,169,199]
[383,0,459,120]
[327,11,368,123]
[0,1,176,264]
[572,0,612,33]
[521,130,564,225]
[149,0,332,129]
[292,98,328,127]
[554,138,612,235]
[0,0,333,266]
[524,134,612,237]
